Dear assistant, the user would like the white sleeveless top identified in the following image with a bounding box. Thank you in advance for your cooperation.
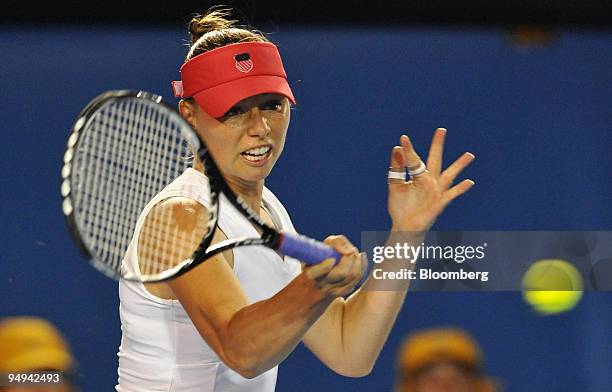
[116,168,302,392]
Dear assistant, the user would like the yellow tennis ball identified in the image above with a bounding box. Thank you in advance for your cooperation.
[522,259,583,315]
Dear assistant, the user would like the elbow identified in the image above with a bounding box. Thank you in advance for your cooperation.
[234,367,261,380]
[225,360,261,379]
[223,351,268,379]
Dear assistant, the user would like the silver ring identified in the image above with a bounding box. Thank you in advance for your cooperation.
[407,161,427,177]
[387,170,406,181]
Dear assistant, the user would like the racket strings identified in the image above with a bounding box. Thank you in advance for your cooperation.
[73,98,192,275]
[99,101,146,263]
[78,102,128,267]
[81,106,127,264]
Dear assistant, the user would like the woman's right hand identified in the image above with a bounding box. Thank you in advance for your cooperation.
[303,235,366,298]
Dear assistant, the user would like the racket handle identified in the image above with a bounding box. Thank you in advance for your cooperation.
[279,232,342,265]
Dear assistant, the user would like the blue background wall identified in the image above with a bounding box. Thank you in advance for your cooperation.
[1,25,611,390]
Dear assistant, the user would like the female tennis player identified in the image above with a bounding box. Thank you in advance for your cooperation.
[116,8,475,391]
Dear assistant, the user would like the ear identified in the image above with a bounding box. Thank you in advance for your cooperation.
[178,100,197,128]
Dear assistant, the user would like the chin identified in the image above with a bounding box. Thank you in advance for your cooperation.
[231,166,271,184]
[247,168,273,182]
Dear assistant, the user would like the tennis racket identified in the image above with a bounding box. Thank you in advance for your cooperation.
[61,90,340,282]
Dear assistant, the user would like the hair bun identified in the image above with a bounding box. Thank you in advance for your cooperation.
[188,9,238,46]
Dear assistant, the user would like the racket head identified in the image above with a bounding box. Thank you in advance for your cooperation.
[61,90,218,281]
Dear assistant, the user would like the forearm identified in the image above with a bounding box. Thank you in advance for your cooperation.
[211,273,333,378]
[337,231,423,370]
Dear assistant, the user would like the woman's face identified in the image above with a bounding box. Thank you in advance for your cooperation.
[182,93,291,186]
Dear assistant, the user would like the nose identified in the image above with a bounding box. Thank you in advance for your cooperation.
[245,108,270,138]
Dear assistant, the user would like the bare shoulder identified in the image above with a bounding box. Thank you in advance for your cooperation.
[151,196,208,227]
[138,196,230,299]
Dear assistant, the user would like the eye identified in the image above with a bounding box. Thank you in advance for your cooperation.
[261,99,283,112]
[223,106,245,118]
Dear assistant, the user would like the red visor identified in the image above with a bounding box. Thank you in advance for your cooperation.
[171,42,296,118]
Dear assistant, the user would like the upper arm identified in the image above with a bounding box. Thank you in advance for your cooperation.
[137,197,251,364]
[167,245,251,364]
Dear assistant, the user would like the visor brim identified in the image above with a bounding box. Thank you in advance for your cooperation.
[192,75,295,118]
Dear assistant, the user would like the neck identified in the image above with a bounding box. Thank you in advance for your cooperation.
[225,175,265,213]
[192,161,265,212]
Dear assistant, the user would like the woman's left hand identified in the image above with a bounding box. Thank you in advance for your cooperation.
[387,128,475,234]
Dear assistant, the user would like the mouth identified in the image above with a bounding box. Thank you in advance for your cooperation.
[240,144,273,166]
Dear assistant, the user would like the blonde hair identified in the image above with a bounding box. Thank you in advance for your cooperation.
[185,7,269,61]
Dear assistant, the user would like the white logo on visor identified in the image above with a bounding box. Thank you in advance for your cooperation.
[235,53,253,73]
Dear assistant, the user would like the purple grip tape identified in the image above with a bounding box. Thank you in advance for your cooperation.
[279,232,341,265]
